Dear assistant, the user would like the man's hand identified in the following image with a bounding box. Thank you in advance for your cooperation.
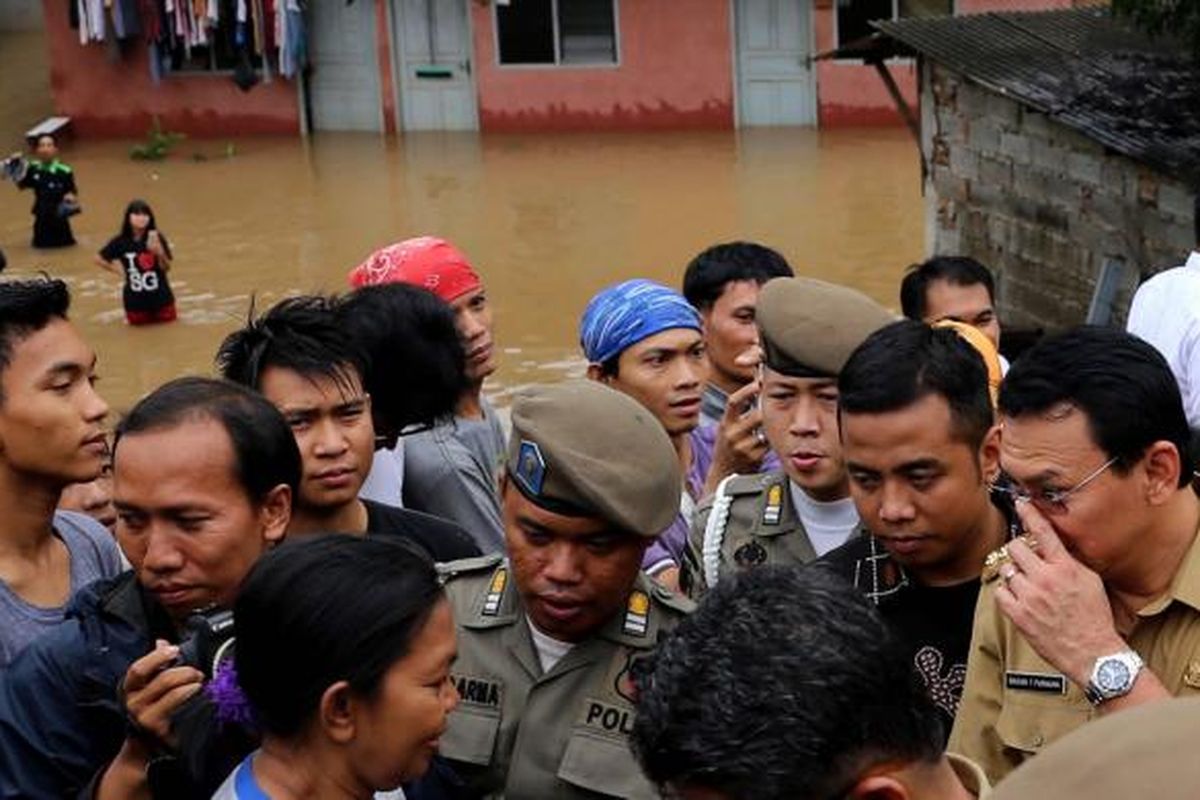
[122,640,204,749]
[704,380,770,495]
[994,502,1126,686]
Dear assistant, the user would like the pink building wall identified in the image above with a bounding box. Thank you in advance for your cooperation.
[471,0,734,132]
[41,0,300,137]
[814,0,1079,127]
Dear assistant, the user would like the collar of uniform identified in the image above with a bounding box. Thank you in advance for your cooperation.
[461,558,522,630]
[750,473,804,539]
[946,753,991,798]
[1138,519,1200,617]
[597,572,692,649]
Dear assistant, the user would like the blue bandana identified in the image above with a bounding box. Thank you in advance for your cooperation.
[580,279,702,364]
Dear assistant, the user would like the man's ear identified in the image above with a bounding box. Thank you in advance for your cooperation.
[318,680,357,744]
[259,484,292,546]
[1143,440,1184,506]
[586,363,611,385]
[847,774,911,800]
[978,423,1002,485]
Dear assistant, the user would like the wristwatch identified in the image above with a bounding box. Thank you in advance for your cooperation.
[1084,650,1144,705]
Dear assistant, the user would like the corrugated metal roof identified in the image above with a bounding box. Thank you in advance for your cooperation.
[872,7,1200,186]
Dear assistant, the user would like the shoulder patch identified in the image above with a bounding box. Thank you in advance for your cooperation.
[623,590,650,636]
[760,482,784,525]
[482,567,508,616]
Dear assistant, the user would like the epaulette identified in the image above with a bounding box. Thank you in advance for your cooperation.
[437,552,504,583]
[723,472,778,497]
[648,578,696,615]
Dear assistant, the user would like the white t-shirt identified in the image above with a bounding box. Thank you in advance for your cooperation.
[789,484,860,557]
[1127,251,1200,431]
[527,616,574,673]
[359,440,405,508]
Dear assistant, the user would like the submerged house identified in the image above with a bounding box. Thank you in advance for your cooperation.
[31,0,1078,137]
[860,6,1200,330]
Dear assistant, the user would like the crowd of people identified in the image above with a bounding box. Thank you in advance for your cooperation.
[0,229,1198,800]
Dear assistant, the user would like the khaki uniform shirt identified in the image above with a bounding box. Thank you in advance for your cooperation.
[949,526,1200,784]
[681,471,859,598]
[438,554,693,799]
[947,753,992,799]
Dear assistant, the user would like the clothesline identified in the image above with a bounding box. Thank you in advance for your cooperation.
[71,0,307,80]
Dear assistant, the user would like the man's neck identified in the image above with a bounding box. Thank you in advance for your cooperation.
[913,493,1007,588]
[456,383,486,421]
[0,466,65,557]
[672,429,693,477]
[287,499,368,539]
[1109,491,1200,609]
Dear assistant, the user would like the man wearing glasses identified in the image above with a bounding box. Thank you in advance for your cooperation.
[950,327,1200,783]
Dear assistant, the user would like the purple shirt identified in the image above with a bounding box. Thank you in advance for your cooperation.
[642,426,716,574]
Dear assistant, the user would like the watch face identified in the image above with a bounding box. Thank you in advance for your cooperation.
[1098,659,1131,692]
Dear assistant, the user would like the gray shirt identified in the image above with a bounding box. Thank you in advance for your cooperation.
[403,398,507,554]
[0,510,124,667]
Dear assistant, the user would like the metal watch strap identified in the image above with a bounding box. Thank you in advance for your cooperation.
[1085,650,1143,705]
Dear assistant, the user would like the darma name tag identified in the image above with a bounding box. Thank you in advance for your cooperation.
[1005,671,1067,695]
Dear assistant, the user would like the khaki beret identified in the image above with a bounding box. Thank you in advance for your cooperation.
[756,277,895,377]
[507,381,681,537]
[991,697,1200,800]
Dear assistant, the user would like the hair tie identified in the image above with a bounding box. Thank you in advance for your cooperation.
[205,660,259,730]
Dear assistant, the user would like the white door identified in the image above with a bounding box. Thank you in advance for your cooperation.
[735,0,816,127]
[392,0,479,131]
[307,0,384,132]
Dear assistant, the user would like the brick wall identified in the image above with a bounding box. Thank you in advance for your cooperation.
[921,60,1196,330]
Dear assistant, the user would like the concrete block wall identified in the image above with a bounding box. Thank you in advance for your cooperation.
[921,60,1196,330]
[0,0,43,30]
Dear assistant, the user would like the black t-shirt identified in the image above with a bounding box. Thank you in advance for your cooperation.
[819,536,981,742]
[363,499,481,562]
[100,233,175,312]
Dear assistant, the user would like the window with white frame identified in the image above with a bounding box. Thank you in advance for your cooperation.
[496,0,618,66]
[836,0,954,52]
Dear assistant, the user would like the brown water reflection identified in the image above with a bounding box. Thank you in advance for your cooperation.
[1,37,922,413]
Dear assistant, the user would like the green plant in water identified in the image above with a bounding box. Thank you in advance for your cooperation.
[130,117,186,161]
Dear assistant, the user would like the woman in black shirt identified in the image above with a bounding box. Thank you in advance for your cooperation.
[96,199,177,325]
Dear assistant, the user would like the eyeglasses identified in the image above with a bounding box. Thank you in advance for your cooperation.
[992,456,1117,515]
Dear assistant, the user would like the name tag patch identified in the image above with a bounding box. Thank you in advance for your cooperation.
[583,699,635,736]
[1005,671,1067,695]
[452,674,502,708]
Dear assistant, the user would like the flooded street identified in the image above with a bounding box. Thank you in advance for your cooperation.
[1,32,923,413]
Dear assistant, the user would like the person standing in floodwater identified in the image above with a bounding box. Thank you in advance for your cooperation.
[95,199,177,325]
[7,133,79,248]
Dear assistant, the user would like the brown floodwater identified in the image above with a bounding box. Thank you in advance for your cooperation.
[0,31,923,414]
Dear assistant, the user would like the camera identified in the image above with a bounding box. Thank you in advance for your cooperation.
[175,608,236,678]
[1,155,27,183]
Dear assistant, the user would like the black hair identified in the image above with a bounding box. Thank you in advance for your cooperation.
[1000,326,1193,487]
[234,534,445,737]
[839,320,994,450]
[118,199,172,257]
[114,376,300,503]
[0,277,70,404]
[900,256,996,321]
[631,565,944,800]
[682,241,794,310]
[335,284,468,443]
[216,295,365,397]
